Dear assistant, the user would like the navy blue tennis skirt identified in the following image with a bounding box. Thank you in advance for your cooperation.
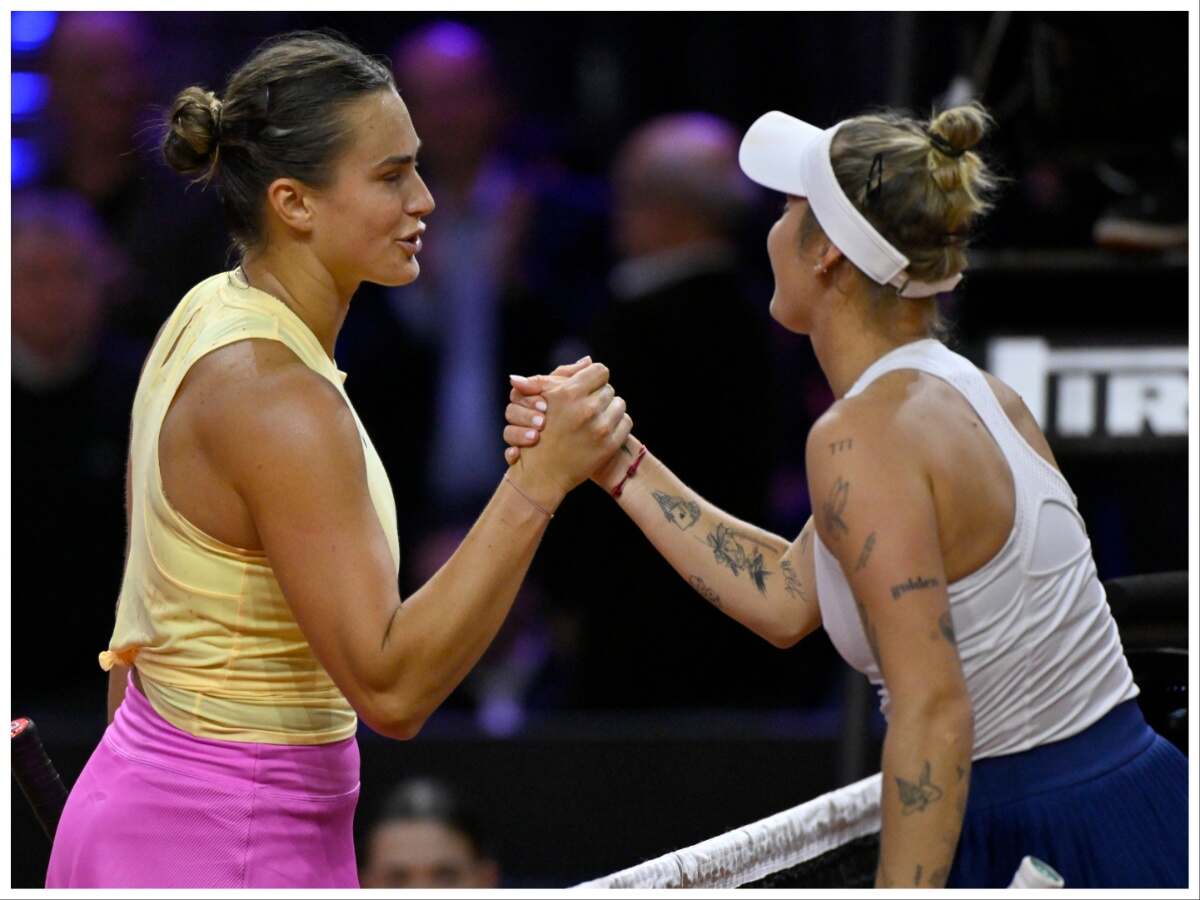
[947,699,1187,887]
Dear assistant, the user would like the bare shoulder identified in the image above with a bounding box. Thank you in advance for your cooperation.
[806,371,925,467]
[183,339,363,486]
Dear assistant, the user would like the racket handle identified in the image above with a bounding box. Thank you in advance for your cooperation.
[11,718,69,841]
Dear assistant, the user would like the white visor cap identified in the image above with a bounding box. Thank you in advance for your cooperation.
[738,111,962,299]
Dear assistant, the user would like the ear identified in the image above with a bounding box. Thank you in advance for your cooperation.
[818,242,845,272]
[264,177,316,236]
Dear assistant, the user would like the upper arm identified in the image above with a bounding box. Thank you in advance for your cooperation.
[204,361,401,707]
[805,403,967,710]
[772,516,822,646]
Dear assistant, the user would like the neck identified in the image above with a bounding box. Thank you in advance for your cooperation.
[239,247,354,359]
[809,287,933,398]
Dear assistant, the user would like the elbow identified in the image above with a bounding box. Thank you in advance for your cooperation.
[388,719,426,741]
[894,690,975,739]
[763,611,812,649]
[363,710,427,741]
[943,693,975,732]
[940,701,974,747]
[358,692,429,741]
[765,625,804,650]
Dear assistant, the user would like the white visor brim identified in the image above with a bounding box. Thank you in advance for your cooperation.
[737,111,823,197]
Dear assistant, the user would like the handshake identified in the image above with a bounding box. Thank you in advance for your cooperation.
[500,356,641,500]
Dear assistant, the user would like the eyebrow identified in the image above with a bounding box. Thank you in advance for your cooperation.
[375,143,422,168]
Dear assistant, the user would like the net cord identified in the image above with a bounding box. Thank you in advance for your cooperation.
[573,772,882,889]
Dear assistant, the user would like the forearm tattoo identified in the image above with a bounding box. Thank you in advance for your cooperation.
[652,490,700,531]
[895,761,944,816]
[688,574,722,609]
[706,523,771,593]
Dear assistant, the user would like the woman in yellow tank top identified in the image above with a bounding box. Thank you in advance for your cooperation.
[46,31,631,889]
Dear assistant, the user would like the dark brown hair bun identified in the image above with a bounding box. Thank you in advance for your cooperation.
[163,87,222,179]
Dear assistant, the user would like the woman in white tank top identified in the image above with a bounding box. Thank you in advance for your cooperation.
[505,103,1186,887]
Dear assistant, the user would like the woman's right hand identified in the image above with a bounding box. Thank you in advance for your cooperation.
[505,362,641,493]
[510,362,633,497]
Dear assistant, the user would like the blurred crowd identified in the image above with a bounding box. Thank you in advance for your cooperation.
[359,776,500,889]
[10,12,1189,733]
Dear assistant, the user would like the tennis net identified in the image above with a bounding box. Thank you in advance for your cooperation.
[575,773,882,889]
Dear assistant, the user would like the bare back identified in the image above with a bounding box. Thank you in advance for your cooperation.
[859,368,1060,584]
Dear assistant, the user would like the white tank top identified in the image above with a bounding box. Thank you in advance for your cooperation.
[814,339,1137,759]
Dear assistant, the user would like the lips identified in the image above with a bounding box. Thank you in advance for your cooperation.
[396,226,424,256]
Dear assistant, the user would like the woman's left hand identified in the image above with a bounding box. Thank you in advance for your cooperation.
[502,357,592,465]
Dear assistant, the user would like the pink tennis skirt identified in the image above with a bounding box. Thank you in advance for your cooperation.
[45,673,360,888]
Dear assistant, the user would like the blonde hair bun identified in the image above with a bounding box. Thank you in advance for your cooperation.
[929,102,991,155]
[927,102,993,193]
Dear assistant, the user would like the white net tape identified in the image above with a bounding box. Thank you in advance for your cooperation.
[574,773,882,889]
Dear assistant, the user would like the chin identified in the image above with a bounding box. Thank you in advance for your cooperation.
[769,295,808,335]
[371,258,421,288]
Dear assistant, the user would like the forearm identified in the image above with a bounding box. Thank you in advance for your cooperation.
[612,444,814,647]
[875,702,973,888]
[374,463,560,729]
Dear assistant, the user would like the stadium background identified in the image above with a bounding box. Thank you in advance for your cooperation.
[8,10,1189,887]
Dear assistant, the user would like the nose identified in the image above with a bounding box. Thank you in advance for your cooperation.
[406,170,435,218]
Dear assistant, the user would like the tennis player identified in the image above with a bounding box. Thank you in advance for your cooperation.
[505,103,1187,887]
[45,31,629,888]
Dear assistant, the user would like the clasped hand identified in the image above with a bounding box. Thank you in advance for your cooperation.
[504,357,639,492]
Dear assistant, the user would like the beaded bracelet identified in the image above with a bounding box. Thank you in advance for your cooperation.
[611,445,648,499]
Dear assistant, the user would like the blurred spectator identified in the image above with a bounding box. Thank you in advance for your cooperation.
[11,190,144,709]
[538,113,832,709]
[360,777,500,889]
[41,11,226,339]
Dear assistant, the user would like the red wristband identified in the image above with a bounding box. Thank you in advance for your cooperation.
[611,445,648,499]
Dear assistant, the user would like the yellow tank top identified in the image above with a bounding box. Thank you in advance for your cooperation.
[101,270,400,744]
